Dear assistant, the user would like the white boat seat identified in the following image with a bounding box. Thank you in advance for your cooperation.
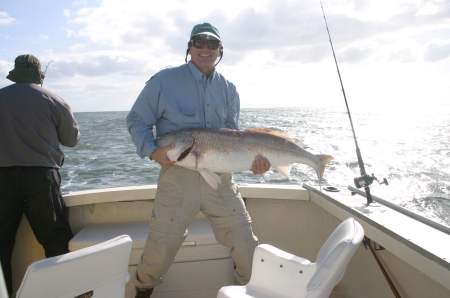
[16,235,132,298]
[217,217,364,298]
[69,219,234,298]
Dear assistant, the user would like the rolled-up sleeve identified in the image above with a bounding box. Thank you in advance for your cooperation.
[126,77,162,159]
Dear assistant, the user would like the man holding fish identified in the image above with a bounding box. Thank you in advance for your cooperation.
[126,22,271,297]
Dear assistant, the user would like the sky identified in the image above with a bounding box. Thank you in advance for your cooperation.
[0,0,449,112]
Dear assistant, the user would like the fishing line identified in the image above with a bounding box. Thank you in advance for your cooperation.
[319,2,388,205]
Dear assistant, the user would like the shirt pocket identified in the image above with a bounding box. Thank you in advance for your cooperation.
[177,107,201,129]
[210,98,228,127]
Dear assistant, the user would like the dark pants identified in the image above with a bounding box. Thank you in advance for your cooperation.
[0,166,73,296]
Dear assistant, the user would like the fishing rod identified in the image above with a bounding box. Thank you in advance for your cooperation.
[41,60,54,87]
[319,2,388,205]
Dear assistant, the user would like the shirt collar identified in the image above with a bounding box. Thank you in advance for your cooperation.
[187,61,216,82]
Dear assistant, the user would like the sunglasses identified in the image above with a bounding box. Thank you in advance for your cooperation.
[191,38,221,50]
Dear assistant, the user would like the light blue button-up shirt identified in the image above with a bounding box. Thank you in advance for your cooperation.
[126,62,240,159]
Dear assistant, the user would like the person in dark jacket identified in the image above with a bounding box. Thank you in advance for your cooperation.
[0,54,80,296]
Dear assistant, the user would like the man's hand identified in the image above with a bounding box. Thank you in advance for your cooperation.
[251,155,270,174]
[150,144,175,167]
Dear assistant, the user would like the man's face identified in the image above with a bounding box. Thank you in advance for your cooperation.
[189,35,221,75]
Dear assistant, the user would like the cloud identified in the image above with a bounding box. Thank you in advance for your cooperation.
[389,48,417,62]
[42,76,147,112]
[0,11,16,26]
[222,2,325,51]
[274,45,330,63]
[339,47,373,63]
[424,41,450,62]
[68,2,180,48]
[60,0,450,67]
[66,29,73,37]
[3,0,449,112]
[0,60,12,75]
[63,9,71,18]
[42,52,157,78]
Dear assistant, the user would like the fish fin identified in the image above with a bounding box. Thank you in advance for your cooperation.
[275,165,291,179]
[245,128,303,147]
[199,168,222,190]
[194,152,198,171]
[315,154,334,183]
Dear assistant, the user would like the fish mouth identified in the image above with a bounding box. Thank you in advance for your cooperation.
[177,146,192,161]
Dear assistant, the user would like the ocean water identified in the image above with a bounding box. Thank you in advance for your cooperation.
[60,107,450,227]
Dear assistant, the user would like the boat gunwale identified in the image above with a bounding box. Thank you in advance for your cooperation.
[62,184,309,207]
[347,186,450,235]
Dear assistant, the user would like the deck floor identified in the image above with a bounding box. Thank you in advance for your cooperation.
[331,285,351,298]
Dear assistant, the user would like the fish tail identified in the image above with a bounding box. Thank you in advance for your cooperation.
[316,154,334,187]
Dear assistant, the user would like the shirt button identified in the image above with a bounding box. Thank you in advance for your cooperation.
[207,121,210,124]
[207,104,210,106]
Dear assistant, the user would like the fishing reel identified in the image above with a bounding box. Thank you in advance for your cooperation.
[354,173,388,189]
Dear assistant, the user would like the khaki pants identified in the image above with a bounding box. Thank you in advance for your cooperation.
[133,165,258,289]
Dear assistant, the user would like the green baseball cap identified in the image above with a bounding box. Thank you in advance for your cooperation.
[6,54,45,85]
[190,22,221,41]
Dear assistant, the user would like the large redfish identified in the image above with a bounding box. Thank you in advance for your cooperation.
[155,128,333,189]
